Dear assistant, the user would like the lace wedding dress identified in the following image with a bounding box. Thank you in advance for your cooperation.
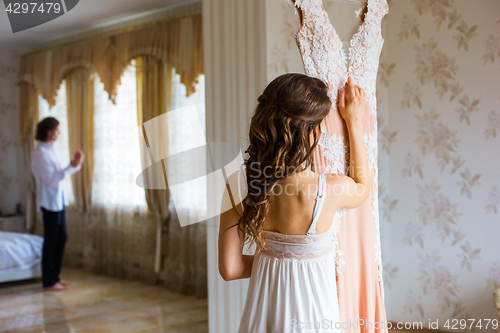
[238,173,346,333]
[290,0,389,332]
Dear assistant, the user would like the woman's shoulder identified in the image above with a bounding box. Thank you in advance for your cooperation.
[324,172,348,184]
[324,172,368,210]
[324,172,353,195]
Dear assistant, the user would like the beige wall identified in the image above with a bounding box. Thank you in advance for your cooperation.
[385,0,500,326]
[0,50,25,216]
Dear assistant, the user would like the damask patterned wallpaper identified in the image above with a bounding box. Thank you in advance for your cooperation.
[385,0,500,327]
[266,0,500,329]
[0,50,24,216]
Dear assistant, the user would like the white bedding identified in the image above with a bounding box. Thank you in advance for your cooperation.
[0,231,43,274]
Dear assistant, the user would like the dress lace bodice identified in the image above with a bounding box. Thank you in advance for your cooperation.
[291,0,388,119]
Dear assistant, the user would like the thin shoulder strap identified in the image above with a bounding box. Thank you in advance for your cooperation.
[307,173,327,236]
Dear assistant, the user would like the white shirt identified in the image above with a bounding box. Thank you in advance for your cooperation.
[30,141,81,212]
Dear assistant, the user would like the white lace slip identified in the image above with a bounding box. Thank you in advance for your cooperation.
[260,173,344,261]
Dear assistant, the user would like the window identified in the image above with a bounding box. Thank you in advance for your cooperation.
[91,59,148,210]
[37,60,207,215]
[168,70,207,215]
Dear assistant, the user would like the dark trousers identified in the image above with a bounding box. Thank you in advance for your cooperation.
[41,207,67,287]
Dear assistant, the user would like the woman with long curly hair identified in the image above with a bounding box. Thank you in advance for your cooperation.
[218,73,370,333]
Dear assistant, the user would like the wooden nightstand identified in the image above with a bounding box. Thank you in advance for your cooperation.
[0,216,26,233]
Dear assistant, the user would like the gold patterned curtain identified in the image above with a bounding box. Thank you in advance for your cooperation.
[65,68,94,214]
[16,15,203,109]
[136,55,172,273]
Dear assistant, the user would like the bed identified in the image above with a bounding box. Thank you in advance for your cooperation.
[0,231,43,283]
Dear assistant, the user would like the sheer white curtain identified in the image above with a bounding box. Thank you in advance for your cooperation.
[92,60,147,211]
[83,60,156,280]
[168,70,207,215]
[159,69,207,296]
[38,82,75,205]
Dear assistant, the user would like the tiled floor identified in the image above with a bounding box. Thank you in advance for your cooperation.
[0,268,208,332]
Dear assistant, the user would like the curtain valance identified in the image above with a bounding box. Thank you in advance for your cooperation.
[17,14,203,142]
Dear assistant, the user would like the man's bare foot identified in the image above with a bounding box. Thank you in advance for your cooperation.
[43,282,68,291]
[59,280,71,287]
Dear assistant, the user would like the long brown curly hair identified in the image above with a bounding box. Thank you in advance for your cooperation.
[230,73,332,254]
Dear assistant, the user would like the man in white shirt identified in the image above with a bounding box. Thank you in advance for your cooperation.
[31,117,84,291]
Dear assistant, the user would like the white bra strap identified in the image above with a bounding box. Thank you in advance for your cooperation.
[307,173,326,235]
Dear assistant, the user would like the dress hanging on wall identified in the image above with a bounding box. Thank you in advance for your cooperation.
[291,0,389,332]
